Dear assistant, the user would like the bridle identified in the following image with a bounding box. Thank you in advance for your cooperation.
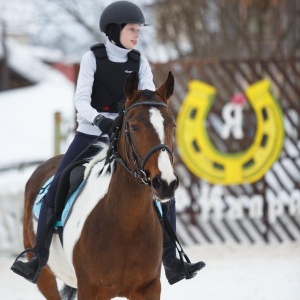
[110,100,174,186]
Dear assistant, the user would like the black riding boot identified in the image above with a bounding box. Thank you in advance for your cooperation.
[162,199,205,285]
[11,202,55,283]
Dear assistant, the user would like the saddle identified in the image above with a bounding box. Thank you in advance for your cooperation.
[54,159,88,221]
[33,160,88,235]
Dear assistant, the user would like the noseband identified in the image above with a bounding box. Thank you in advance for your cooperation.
[110,100,173,186]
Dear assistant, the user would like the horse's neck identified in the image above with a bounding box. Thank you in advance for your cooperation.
[108,165,153,219]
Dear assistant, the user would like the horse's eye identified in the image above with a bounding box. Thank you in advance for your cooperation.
[130,125,138,132]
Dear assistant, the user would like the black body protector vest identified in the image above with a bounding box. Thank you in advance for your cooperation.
[90,43,141,113]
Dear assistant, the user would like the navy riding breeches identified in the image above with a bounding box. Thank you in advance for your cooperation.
[43,132,106,208]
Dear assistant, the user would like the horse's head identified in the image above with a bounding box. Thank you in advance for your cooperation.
[113,71,179,202]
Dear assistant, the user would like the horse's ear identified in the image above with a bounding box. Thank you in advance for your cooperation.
[156,71,174,103]
[125,71,139,102]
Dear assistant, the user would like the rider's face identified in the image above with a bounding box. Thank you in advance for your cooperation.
[120,23,141,49]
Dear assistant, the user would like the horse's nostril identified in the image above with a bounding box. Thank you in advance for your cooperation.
[171,178,179,190]
[172,175,179,190]
[152,176,163,191]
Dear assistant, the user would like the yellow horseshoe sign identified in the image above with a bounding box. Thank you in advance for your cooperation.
[176,79,284,185]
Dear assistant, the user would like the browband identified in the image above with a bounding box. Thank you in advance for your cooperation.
[125,101,167,115]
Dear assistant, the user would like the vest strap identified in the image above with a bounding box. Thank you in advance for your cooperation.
[90,43,107,58]
[128,49,140,61]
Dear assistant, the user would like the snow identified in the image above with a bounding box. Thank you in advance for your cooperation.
[1,242,300,299]
[1,39,300,300]
[0,66,74,165]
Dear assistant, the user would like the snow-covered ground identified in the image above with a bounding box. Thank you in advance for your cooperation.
[1,242,300,300]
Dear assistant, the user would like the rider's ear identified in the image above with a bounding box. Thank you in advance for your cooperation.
[156,71,174,103]
[125,71,139,104]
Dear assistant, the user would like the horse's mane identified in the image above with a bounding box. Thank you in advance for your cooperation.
[83,141,111,179]
[140,89,155,100]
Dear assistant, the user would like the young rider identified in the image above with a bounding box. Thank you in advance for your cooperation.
[11,0,205,285]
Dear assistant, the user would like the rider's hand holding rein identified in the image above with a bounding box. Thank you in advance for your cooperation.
[93,114,114,135]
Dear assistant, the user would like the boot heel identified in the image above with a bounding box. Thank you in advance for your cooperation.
[167,274,185,285]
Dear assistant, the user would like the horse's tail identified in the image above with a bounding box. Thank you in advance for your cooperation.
[60,285,77,300]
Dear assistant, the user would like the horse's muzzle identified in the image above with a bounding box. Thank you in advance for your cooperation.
[151,174,179,201]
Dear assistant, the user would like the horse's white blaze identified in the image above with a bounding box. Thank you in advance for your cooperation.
[158,150,176,184]
[149,107,176,185]
[149,107,165,142]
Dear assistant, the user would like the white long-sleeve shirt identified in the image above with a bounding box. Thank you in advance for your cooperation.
[75,40,155,136]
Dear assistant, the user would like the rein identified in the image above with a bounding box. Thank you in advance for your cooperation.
[110,100,173,186]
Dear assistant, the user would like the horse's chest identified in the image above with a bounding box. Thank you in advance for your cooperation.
[73,211,162,275]
[81,215,162,256]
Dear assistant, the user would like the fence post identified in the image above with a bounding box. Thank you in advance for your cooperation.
[54,112,61,156]
[262,177,269,243]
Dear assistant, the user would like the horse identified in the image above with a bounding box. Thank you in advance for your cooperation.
[20,71,178,299]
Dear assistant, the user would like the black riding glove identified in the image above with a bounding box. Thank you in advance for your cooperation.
[93,114,114,135]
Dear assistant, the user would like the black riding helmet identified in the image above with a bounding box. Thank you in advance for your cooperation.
[99,1,148,32]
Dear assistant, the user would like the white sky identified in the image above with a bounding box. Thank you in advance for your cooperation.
[0,0,174,62]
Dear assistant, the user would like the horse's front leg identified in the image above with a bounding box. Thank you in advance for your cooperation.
[130,278,161,300]
[77,282,110,300]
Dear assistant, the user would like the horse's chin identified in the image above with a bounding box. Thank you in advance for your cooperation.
[159,198,172,203]
[153,194,174,203]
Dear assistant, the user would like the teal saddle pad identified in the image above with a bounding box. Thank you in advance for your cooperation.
[33,176,85,228]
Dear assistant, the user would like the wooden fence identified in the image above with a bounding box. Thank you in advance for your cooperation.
[151,58,300,245]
